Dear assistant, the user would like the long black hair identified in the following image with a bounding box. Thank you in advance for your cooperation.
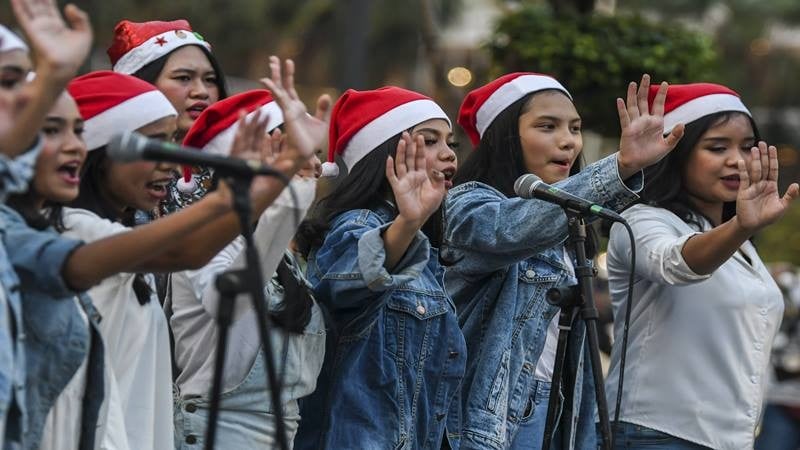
[453,90,599,257]
[638,111,759,229]
[70,148,154,305]
[295,134,402,258]
[132,45,229,100]
[6,193,66,232]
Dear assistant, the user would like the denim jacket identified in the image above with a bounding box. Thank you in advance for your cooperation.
[441,154,641,450]
[0,205,105,450]
[0,140,41,447]
[296,204,467,450]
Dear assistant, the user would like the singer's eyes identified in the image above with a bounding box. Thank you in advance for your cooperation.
[74,126,85,137]
[42,126,60,136]
[447,141,460,150]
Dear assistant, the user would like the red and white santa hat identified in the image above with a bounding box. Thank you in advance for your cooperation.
[68,71,177,151]
[0,25,27,53]
[323,86,450,178]
[180,89,284,192]
[458,72,571,146]
[649,82,750,135]
[107,19,211,75]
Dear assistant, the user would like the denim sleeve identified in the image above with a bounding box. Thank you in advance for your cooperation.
[443,153,641,276]
[609,205,710,286]
[0,205,83,296]
[0,137,42,202]
[310,210,430,312]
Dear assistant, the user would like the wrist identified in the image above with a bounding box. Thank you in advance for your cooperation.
[393,214,424,233]
[616,151,639,179]
[729,216,758,238]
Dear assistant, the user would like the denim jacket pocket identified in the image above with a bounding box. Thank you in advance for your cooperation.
[383,289,449,361]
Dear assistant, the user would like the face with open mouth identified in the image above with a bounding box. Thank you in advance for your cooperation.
[410,118,458,189]
[154,45,220,137]
[517,91,583,185]
[104,116,179,212]
[32,92,87,205]
[684,113,755,210]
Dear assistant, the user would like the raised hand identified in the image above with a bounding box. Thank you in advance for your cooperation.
[735,142,799,232]
[11,0,92,80]
[386,132,446,226]
[259,56,329,166]
[616,74,684,179]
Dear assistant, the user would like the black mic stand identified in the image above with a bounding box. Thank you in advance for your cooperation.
[540,210,612,450]
[203,174,290,450]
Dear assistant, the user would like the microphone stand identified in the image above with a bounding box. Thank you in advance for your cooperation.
[540,209,612,450]
[203,174,290,450]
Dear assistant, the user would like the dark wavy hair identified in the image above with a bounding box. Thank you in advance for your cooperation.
[638,111,759,229]
[69,148,154,305]
[295,134,402,257]
[132,45,228,101]
[453,90,599,257]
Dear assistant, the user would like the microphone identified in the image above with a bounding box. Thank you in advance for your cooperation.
[107,131,282,178]
[514,174,625,223]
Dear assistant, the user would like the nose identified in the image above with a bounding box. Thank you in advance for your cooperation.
[189,78,210,100]
[557,128,577,150]
[439,145,456,163]
[63,129,87,156]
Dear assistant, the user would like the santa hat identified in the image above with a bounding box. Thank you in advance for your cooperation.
[323,86,450,178]
[649,82,750,135]
[0,25,27,53]
[179,89,284,192]
[108,19,211,75]
[458,72,571,146]
[68,71,177,151]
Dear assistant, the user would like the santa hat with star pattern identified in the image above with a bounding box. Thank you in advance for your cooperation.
[321,86,451,178]
[107,19,211,75]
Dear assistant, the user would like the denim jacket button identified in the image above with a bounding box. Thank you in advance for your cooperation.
[416,305,426,315]
[185,403,197,413]
[525,269,536,278]
[185,435,197,444]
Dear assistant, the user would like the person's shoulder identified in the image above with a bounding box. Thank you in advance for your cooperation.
[61,207,128,239]
[447,181,507,202]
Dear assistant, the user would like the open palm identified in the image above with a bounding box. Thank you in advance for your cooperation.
[387,133,446,226]
[260,56,330,161]
[11,0,92,78]
[617,74,684,175]
[736,143,799,232]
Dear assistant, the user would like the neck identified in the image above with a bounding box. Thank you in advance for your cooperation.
[33,193,46,211]
[688,195,723,226]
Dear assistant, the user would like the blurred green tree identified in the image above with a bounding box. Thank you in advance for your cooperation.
[488,3,718,135]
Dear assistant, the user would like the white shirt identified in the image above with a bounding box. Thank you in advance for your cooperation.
[605,204,783,450]
[62,208,174,450]
[171,178,318,397]
[534,247,576,381]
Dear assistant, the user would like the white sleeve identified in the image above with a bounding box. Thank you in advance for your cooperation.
[199,177,317,318]
[61,208,130,243]
[610,205,711,286]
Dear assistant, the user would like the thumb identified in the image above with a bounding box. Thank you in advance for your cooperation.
[782,182,800,204]
[663,123,684,150]
[315,94,332,123]
[64,4,92,32]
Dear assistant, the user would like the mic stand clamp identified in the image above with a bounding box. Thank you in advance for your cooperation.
[540,209,613,450]
[203,174,290,450]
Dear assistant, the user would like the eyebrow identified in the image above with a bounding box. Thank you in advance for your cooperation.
[44,117,66,126]
[535,115,581,123]
[414,127,455,139]
[702,136,755,142]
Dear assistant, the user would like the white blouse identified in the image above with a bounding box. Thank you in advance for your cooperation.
[62,208,174,450]
[605,204,783,450]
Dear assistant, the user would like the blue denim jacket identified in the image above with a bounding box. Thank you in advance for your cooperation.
[441,154,641,450]
[0,205,105,450]
[0,140,41,447]
[296,204,467,450]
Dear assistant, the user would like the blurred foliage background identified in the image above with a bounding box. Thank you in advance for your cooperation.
[1,0,798,262]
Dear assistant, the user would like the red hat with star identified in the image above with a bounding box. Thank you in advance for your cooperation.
[108,19,211,75]
[322,86,450,177]
[68,71,177,151]
[648,82,751,135]
[458,72,571,146]
[179,89,284,192]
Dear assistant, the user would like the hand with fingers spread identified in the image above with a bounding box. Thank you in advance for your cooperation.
[735,142,800,233]
[387,133,447,227]
[11,0,92,80]
[616,74,685,179]
[260,56,330,167]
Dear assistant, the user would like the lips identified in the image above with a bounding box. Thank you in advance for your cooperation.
[441,166,456,189]
[186,102,208,119]
[720,174,740,189]
[57,161,81,185]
